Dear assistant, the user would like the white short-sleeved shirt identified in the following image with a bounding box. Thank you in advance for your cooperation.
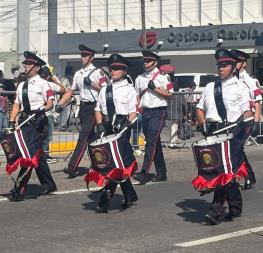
[196,75,251,123]
[135,67,174,108]
[95,79,137,116]
[15,74,54,111]
[71,64,107,102]
[239,70,262,102]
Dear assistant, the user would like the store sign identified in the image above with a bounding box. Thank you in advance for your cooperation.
[138,32,157,49]
[167,27,263,47]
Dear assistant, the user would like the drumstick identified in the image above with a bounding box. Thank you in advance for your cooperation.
[16,113,36,130]
[100,132,104,144]
[212,116,254,135]
[115,117,138,140]
[61,98,76,109]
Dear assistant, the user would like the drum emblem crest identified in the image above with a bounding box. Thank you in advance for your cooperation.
[91,147,110,169]
[94,149,106,163]
[1,139,16,159]
[200,149,214,167]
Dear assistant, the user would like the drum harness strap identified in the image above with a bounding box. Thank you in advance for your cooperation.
[22,80,31,115]
[214,80,228,125]
[86,86,131,192]
[105,85,127,133]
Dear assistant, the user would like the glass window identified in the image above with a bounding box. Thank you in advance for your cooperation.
[199,75,219,87]
[174,76,194,89]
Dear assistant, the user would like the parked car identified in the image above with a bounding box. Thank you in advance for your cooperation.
[173,73,219,92]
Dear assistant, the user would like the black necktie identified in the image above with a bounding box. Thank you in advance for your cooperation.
[22,80,31,114]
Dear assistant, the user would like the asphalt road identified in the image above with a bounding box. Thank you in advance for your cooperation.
[0,146,263,253]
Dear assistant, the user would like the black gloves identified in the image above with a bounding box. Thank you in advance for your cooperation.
[8,121,15,131]
[232,115,246,137]
[124,119,133,129]
[251,122,260,137]
[83,76,92,86]
[97,123,106,136]
[148,80,156,91]
[201,123,209,137]
[55,104,63,113]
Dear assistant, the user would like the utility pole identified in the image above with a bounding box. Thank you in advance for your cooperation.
[141,0,147,49]
[17,0,30,59]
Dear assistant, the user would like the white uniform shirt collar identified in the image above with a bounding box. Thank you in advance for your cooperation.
[143,67,159,78]
[222,75,238,86]
[112,79,128,88]
[81,63,95,73]
[239,69,248,79]
[28,74,40,84]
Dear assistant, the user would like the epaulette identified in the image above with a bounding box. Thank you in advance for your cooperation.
[249,74,256,79]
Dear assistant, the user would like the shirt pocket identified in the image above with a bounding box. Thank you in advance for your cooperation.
[114,97,128,113]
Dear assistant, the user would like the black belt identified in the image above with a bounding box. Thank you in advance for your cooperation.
[143,106,167,112]
[80,101,96,105]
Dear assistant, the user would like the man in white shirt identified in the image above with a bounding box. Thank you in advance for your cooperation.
[56,45,108,178]
[9,51,57,201]
[195,49,253,225]
[134,50,174,184]
[231,49,261,189]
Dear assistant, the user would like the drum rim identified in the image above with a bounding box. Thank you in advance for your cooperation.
[89,134,120,146]
[193,133,233,146]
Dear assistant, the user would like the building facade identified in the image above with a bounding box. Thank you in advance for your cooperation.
[1,1,263,81]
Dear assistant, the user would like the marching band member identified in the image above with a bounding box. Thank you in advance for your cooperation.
[56,45,108,178]
[194,49,253,225]
[86,54,138,213]
[8,51,57,201]
[134,50,173,184]
[231,49,261,189]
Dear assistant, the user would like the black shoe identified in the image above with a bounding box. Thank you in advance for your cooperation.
[9,189,24,202]
[121,197,138,209]
[243,177,256,190]
[152,174,167,182]
[133,172,148,185]
[95,205,108,213]
[40,185,57,196]
[224,213,242,221]
[205,214,220,225]
[63,168,77,178]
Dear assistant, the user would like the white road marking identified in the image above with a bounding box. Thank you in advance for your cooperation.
[175,226,263,248]
[0,181,150,202]
[0,197,9,202]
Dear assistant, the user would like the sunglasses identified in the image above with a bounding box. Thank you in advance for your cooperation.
[144,58,155,63]
[110,65,127,71]
[23,61,35,65]
[80,53,92,58]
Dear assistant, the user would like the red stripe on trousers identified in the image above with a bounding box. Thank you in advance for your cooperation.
[224,140,232,173]
[145,110,165,173]
[17,129,30,159]
[112,139,124,169]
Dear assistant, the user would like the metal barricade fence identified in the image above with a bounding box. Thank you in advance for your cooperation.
[1,90,263,159]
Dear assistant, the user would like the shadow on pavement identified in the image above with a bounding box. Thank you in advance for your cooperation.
[0,184,42,201]
[176,198,210,224]
[53,166,88,178]
[81,192,125,212]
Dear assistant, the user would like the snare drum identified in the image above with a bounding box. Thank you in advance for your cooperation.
[86,134,138,186]
[192,133,247,192]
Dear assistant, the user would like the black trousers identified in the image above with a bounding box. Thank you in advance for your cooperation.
[15,115,56,195]
[98,178,138,209]
[244,154,256,181]
[141,107,167,176]
[98,119,137,209]
[67,102,96,172]
[209,181,242,217]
